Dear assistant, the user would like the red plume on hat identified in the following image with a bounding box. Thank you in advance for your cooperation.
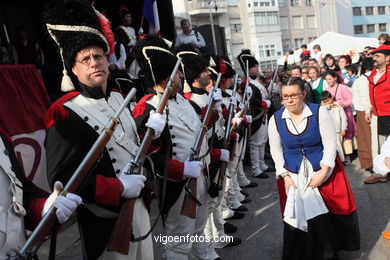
[220,58,227,76]
[94,8,115,55]
[371,41,390,55]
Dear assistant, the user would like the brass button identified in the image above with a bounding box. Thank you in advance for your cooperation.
[108,147,114,151]
[84,116,89,121]
[169,125,173,129]
[111,158,117,163]
[94,125,99,130]
[116,169,120,174]
[172,143,177,147]
[171,135,176,138]
[4,149,9,156]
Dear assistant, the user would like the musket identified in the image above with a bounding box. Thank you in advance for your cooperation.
[180,73,222,218]
[11,88,138,260]
[216,74,239,190]
[106,57,182,254]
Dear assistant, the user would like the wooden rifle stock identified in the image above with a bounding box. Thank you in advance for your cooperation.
[106,58,182,254]
[11,88,137,260]
[217,74,239,190]
[180,73,222,218]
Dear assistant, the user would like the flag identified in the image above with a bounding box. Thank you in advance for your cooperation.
[142,0,160,35]
[0,64,52,192]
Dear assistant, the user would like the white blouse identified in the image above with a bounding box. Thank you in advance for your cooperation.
[268,104,337,178]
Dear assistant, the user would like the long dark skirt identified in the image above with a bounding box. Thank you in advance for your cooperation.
[282,211,360,260]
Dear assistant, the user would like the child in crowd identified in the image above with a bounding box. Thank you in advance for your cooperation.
[300,44,310,63]
[321,91,348,162]
[344,64,359,87]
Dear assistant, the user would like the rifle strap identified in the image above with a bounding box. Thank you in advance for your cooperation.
[48,225,58,260]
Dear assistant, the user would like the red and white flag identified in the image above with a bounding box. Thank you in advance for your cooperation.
[0,64,52,192]
[142,0,160,35]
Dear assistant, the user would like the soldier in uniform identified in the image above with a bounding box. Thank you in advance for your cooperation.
[0,130,81,258]
[43,2,165,259]
[133,35,210,259]
[237,50,271,178]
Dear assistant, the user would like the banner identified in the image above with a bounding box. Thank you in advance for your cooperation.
[0,64,52,192]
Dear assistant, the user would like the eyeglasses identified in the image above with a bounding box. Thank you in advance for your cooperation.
[76,53,106,66]
[281,92,304,100]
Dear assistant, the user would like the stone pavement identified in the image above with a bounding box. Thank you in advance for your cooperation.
[38,159,390,259]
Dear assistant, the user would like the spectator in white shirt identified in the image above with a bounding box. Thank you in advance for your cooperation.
[310,44,323,65]
[175,19,205,49]
[109,41,127,71]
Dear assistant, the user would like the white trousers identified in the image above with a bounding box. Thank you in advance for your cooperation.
[250,121,269,175]
[164,175,209,260]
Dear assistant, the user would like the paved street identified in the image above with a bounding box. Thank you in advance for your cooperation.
[38,159,390,259]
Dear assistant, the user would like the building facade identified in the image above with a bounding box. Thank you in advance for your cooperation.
[239,0,283,70]
[351,0,390,38]
[278,0,319,51]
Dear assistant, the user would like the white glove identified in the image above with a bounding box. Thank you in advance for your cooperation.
[118,163,147,199]
[232,116,243,126]
[138,28,144,35]
[229,96,237,107]
[220,149,230,162]
[42,181,82,224]
[145,111,166,139]
[212,89,223,107]
[264,100,271,108]
[245,86,253,95]
[245,115,252,123]
[183,159,203,179]
[239,102,244,110]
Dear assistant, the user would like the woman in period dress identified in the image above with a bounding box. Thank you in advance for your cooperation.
[308,66,328,104]
[324,70,357,164]
[268,77,360,260]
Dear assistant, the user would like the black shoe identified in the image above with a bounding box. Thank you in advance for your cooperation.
[264,166,275,172]
[226,211,245,220]
[240,198,251,204]
[224,237,242,247]
[240,190,249,197]
[232,205,248,212]
[223,222,237,234]
[253,173,269,179]
[240,181,258,188]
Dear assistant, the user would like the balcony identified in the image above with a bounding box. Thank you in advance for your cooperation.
[187,0,227,17]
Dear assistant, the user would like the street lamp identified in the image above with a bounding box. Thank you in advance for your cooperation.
[209,0,218,54]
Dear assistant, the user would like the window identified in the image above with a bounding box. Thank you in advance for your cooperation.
[260,60,277,70]
[280,16,289,30]
[231,23,242,32]
[354,25,363,34]
[352,7,361,16]
[367,24,375,33]
[308,36,316,42]
[254,2,258,6]
[292,16,303,29]
[290,0,299,7]
[379,23,387,32]
[304,0,313,6]
[271,0,276,6]
[282,39,290,51]
[259,1,270,6]
[279,0,285,7]
[259,44,276,58]
[294,38,304,48]
[306,15,317,28]
[254,12,279,25]
[366,6,374,15]
[378,6,386,15]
